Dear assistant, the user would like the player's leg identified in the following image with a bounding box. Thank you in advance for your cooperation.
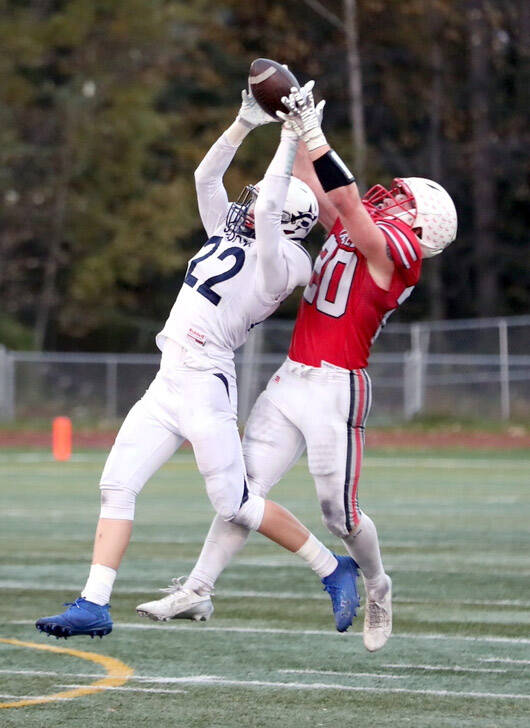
[36,394,183,638]
[187,391,307,592]
[138,378,359,632]
[137,389,307,620]
[234,373,360,632]
[305,369,391,650]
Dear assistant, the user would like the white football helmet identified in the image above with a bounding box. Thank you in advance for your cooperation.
[226,176,318,243]
[363,177,457,258]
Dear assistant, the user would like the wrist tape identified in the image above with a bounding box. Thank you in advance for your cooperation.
[313,150,355,192]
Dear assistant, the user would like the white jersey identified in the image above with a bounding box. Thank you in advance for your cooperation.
[157,226,311,375]
[156,131,312,377]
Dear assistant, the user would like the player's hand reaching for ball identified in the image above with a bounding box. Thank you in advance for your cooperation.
[277,81,327,152]
[237,88,279,129]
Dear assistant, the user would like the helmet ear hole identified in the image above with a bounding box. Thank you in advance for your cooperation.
[412,227,423,239]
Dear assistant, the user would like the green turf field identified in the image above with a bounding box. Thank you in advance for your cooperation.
[1,449,529,727]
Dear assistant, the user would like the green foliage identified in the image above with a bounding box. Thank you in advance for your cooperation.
[0,0,528,350]
[0,313,34,350]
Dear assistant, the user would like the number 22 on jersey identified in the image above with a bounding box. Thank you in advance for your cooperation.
[304,235,357,318]
[184,236,245,306]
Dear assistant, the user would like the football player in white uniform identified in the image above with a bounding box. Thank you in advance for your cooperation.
[35,88,361,639]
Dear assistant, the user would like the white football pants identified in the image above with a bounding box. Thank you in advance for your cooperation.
[98,341,264,530]
[186,357,374,593]
[244,358,372,537]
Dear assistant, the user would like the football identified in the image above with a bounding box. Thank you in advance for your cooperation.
[248,58,300,117]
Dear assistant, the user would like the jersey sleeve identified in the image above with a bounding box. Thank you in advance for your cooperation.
[376,219,422,286]
[194,133,238,238]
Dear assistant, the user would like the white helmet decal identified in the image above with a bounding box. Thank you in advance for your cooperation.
[225,176,318,244]
[280,176,319,242]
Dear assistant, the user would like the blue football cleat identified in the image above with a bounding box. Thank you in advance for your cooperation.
[322,555,360,633]
[35,598,113,639]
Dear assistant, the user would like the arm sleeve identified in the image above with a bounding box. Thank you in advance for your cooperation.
[194,122,249,238]
[255,136,307,302]
[376,219,422,286]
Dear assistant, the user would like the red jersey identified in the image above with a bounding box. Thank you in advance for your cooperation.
[288,217,422,369]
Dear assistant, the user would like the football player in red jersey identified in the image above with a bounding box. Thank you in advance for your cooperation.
[139,82,457,653]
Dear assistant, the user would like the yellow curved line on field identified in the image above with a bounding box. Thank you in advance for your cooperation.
[0,637,134,709]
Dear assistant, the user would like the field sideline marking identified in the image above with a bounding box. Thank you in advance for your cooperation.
[479,658,530,665]
[279,669,404,679]
[1,668,527,702]
[381,663,507,674]
[52,676,530,701]
[1,452,528,470]
[283,665,508,676]
[3,582,529,609]
[8,621,530,645]
[0,638,133,710]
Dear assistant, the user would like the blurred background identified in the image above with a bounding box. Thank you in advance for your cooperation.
[0,0,528,426]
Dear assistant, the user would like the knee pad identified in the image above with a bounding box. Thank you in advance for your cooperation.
[99,483,137,520]
[232,493,265,531]
[319,492,349,539]
[205,470,245,522]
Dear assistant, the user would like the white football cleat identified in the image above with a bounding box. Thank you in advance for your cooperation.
[136,577,214,622]
[363,576,392,652]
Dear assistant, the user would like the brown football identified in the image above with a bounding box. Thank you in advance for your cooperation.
[248,58,300,117]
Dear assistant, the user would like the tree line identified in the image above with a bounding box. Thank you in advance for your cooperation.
[0,0,528,352]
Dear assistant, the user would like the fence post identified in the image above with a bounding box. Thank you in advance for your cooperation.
[0,347,16,421]
[105,357,118,421]
[498,319,510,421]
[403,323,425,420]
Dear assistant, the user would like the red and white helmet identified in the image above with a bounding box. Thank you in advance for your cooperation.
[363,177,457,258]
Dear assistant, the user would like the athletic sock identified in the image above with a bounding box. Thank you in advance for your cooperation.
[342,513,388,600]
[185,515,250,595]
[296,533,338,579]
[81,564,117,606]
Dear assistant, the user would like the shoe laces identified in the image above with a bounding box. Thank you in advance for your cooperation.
[62,598,85,609]
[366,599,387,628]
[160,576,187,595]
[160,577,214,598]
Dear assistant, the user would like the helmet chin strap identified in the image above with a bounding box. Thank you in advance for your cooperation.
[419,242,441,259]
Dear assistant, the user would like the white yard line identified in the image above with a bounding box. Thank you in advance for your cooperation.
[279,669,404,679]
[2,668,527,702]
[479,658,530,665]
[57,684,186,694]
[11,620,529,645]
[54,677,530,701]
[381,663,507,674]
[0,693,64,700]
[2,580,530,609]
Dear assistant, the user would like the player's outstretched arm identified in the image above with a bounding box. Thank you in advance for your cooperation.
[194,89,277,238]
[279,85,394,287]
[293,142,338,234]
[254,123,311,301]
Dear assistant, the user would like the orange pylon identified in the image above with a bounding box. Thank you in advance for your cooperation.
[52,416,72,461]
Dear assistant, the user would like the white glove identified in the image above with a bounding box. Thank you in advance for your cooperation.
[237,88,278,129]
[280,117,300,142]
[277,80,327,152]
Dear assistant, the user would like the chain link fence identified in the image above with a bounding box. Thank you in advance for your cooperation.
[1,316,529,425]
